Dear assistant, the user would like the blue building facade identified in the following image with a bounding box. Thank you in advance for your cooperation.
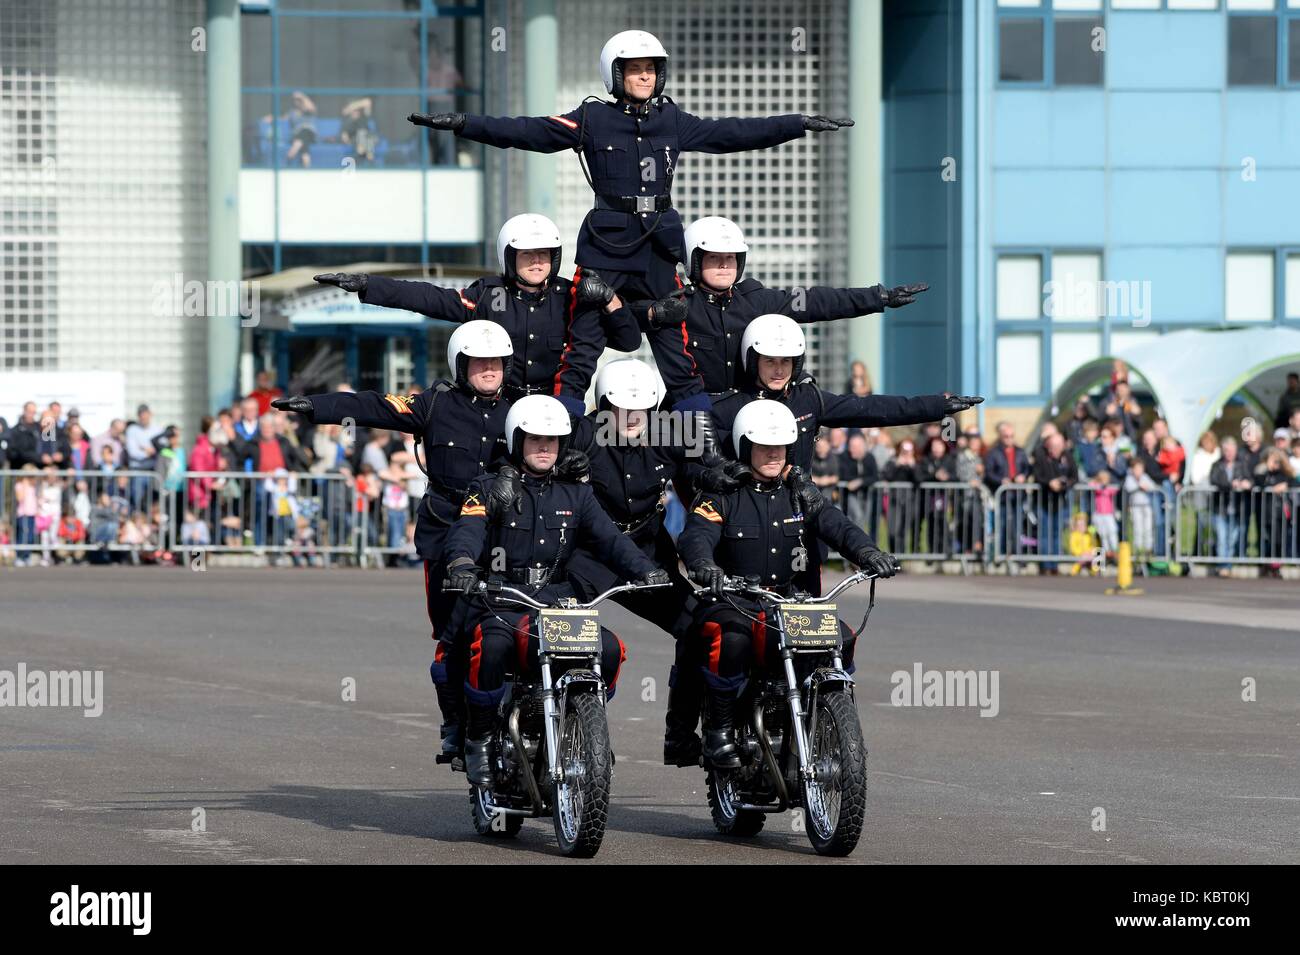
[884,0,1300,420]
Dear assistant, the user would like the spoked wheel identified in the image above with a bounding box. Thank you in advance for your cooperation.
[551,692,611,858]
[469,784,524,838]
[706,769,766,837]
[801,691,867,856]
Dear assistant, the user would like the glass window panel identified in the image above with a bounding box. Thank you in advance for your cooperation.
[1225,252,1274,321]
[1111,0,1161,8]
[998,0,1043,6]
[1228,17,1277,85]
[1226,0,1275,9]
[998,255,1043,320]
[242,93,274,167]
[1054,0,1102,9]
[240,12,271,87]
[1050,253,1102,321]
[997,334,1043,395]
[1290,20,1300,82]
[999,19,1045,82]
[1051,331,1102,390]
[1284,253,1300,317]
[1109,330,1160,353]
[1168,0,1219,8]
[279,16,421,89]
[1055,17,1105,85]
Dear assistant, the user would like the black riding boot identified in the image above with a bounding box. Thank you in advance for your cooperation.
[464,703,495,788]
[435,680,464,756]
[663,662,703,767]
[702,690,741,770]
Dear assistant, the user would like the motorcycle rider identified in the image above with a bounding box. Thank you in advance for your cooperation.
[514,358,708,765]
[272,320,514,758]
[409,31,852,304]
[442,394,669,786]
[640,216,929,413]
[677,401,899,768]
[314,214,638,415]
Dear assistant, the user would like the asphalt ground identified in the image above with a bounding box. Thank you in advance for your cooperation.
[1,566,1296,864]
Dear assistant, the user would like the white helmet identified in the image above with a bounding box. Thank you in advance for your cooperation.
[496,213,562,285]
[599,30,668,99]
[731,399,799,460]
[504,394,572,455]
[595,358,662,411]
[740,313,806,387]
[683,216,748,286]
[446,320,513,389]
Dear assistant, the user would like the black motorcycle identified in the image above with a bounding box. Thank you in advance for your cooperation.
[692,569,880,856]
[442,579,665,858]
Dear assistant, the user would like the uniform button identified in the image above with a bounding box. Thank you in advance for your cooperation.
[448,441,454,446]
[640,186,646,192]
[528,333,534,340]
[771,548,778,554]
[772,521,778,527]
[726,333,731,338]
[626,473,632,479]
[527,360,533,365]
[479,461,484,466]
[529,306,534,312]
[727,361,732,366]
[481,436,487,442]
[692,340,697,346]
[539,539,545,544]
[606,145,613,150]
[636,136,642,142]
[510,521,517,527]
[770,574,777,580]
[737,532,744,537]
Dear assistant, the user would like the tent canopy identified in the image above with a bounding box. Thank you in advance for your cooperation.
[1040,326,1300,451]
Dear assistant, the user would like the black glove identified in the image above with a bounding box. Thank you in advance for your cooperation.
[408,111,466,132]
[689,560,726,596]
[553,447,591,483]
[802,115,854,132]
[639,568,670,587]
[575,270,616,308]
[486,464,523,519]
[314,272,368,296]
[880,282,929,307]
[696,459,751,494]
[786,465,824,518]
[854,547,899,579]
[943,394,985,415]
[270,396,315,422]
[446,557,481,594]
[647,293,688,329]
[693,410,719,459]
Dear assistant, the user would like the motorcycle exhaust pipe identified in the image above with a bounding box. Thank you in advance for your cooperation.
[508,704,545,813]
[752,701,790,812]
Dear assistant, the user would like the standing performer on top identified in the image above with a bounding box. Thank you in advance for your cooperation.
[408,29,853,312]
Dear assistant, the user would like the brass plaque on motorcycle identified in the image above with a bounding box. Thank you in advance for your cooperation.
[780,603,840,648]
[538,608,602,655]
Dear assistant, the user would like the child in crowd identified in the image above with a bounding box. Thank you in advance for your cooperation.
[292,514,318,567]
[1066,511,1100,576]
[1124,459,1158,563]
[1089,468,1120,560]
[0,521,14,567]
[181,509,211,548]
[56,506,86,564]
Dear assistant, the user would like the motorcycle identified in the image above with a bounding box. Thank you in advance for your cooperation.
[441,579,666,858]
[691,569,881,857]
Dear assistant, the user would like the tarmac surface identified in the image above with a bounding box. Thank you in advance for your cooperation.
[1,566,1296,864]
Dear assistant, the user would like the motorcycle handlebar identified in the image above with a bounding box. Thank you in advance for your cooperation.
[442,579,669,611]
[691,569,879,603]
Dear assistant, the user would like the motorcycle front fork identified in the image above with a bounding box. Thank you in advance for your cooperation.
[780,647,846,784]
[538,655,603,785]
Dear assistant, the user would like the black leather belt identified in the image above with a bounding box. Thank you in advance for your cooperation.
[504,567,552,586]
[595,193,672,214]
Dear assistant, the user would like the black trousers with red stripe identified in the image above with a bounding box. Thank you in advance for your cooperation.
[693,598,856,695]
[424,557,465,696]
[462,608,627,709]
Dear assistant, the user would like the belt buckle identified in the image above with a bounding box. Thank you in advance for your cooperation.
[526,567,548,586]
[635,195,656,214]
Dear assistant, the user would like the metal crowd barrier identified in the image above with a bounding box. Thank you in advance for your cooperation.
[1174,485,1300,566]
[992,482,1175,569]
[857,481,989,564]
[4,470,1297,573]
[0,468,164,564]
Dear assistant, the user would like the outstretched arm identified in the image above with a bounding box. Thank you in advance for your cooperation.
[747,283,929,324]
[419,107,583,153]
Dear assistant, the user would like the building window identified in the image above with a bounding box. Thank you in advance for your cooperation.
[997,255,1043,320]
[1286,253,1300,319]
[1048,252,1102,322]
[1228,14,1278,84]
[1225,251,1274,322]
[997,0,1103,88]
[1051,331,1102,390]
[997,334,1043,396]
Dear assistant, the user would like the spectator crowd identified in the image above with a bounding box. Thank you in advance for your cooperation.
[3,361,1299,577]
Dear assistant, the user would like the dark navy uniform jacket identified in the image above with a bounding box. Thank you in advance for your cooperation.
[642,278,894,412]
[568,410,704,543]
[360,273,631,414]
[458,99,804,275]
[711,382,947,475]
[444,471,657,595]
[310,383,509,558]
[679,477,874,592]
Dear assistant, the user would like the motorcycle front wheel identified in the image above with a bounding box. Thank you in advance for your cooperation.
[801,690,867,857]
[551,692,612,858]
